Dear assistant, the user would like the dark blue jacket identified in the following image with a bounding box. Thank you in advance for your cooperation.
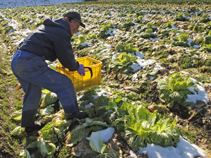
[18,18,79,71]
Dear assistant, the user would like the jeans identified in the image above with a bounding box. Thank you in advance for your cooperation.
[11,50,79,127]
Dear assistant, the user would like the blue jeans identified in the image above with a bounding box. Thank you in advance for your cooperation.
[11,50,79,127]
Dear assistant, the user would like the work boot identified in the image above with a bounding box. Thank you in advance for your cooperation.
[25,122,42,137]
[65,111,88,120]
[25,123,42,147]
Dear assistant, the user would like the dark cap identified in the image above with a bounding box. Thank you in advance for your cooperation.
[64,11,85,28]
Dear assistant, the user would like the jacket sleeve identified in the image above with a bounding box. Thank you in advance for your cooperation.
[53,36,79,71]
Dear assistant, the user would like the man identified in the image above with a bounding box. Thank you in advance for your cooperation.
[11,11,88,135]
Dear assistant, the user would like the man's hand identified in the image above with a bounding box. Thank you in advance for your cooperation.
[77,64,85,76]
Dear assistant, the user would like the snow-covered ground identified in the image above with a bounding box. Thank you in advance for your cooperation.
[0,0,84,9]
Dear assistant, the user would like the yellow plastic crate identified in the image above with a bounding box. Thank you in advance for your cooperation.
[56,57,102,92]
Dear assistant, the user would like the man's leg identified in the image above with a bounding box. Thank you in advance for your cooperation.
[11,51,81,117]
[11,51,42,128]
[21,81,42,127]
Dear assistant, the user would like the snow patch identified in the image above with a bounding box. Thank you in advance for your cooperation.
[186,84,210,104]
[137,136,206,158]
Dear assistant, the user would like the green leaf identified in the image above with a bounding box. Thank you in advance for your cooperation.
[170,119,177,131]
[39,122,58,143]
[136,106,149,122]
[148,111,157,126]
[89,132,107,154]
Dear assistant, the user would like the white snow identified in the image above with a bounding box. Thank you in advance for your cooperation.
[132,52,144,59]
[87,127,115,143]
[193,45,200,49]
[131,63,142,72]
[132,73,138,83]
[171,25,177,29]
[128,51,157,72]
[113,28,123,35]
[137,136,206,158]
[186,84,210,104]
[92,90,112,99]
[131,58,156,72]
[150,37,160,40]
[0,0,84,9]
[96,127,115,143]
[81,43,92,47]
[85,102,94,109]
[104,43,112,48]
[105,30,114,36]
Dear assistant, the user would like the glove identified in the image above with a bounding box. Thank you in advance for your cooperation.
[77,64,85,76]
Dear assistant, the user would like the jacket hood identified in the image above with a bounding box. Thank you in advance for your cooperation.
[43,18,72,36]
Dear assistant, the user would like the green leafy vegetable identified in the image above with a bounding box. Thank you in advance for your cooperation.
[98,23,114,39]
[172,33,190,47]
[115,43,138,53]
[178,33,188,42]
[204,36,211,44]
[39,122,58,143]
[88,33,97,39]
[75,35,86,45]
[157,72,196,108]
[123,19,135,30]
[164,21,172,28]
[115,102,179,151]
[113,52,137,66]
[175,12,188,21]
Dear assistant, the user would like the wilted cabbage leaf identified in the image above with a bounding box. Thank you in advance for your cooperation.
[10,109,22,121]
[39,122,58,143]
[37,138,56,157]
[54,119,72,139]
[10,126,25,136]
[40,89,58,108]
[40,106,54,116]
[67,121,109,146]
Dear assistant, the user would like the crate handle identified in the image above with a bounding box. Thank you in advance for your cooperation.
[61,66,93,77]
[84,67,93,77]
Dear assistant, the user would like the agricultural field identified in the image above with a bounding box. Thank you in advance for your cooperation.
[0,1,211,158]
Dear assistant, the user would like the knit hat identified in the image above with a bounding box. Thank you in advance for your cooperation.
[64,11,85,28]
